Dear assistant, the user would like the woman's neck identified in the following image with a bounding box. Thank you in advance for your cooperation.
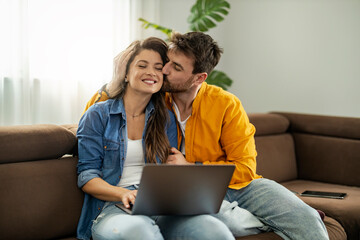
[123,89,152,118]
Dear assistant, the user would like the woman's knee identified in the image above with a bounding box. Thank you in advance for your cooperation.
[92,214,163,240]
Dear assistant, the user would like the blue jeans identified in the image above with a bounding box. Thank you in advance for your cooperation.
[225,178,329,240]
[92,204,163,240]
[155,214,234,240]
[92,187,234,240]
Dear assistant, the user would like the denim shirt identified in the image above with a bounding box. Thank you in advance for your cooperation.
[76,98,178,240]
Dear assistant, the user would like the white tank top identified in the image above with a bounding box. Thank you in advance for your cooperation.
[117,138,145,187]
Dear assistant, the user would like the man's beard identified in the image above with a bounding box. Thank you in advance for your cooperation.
[162,75,196,93]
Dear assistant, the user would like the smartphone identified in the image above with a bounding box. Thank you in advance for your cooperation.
[300,190,347,199]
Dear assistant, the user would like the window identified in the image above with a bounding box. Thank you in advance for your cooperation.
[0,0,152,125]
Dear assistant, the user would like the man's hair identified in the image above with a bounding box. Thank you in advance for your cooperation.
[169,32,223,74]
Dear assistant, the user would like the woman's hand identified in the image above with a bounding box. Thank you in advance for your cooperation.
[82,178,138,206]
[106,42,137,96]
[120,189,138,208]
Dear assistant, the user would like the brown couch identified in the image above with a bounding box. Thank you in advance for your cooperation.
[0,112,359,240]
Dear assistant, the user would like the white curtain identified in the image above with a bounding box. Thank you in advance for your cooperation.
[0,0,160,126]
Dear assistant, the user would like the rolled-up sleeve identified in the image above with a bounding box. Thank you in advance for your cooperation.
[77,104,106,188]
[77,169,103,188]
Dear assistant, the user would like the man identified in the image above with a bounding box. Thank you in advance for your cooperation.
[84,32,329,240]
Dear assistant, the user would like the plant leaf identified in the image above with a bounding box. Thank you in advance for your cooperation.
[202,17,216,29]
[138,18,173,39]
[206,70,233,90]
[188,0,230,32]
[209,12,224,22]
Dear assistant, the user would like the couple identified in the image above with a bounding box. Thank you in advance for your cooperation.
[77,32,329,240]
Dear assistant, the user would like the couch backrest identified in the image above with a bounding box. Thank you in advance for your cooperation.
[0,124,83,240]
[249,113,298,183]
[274,112,360,187]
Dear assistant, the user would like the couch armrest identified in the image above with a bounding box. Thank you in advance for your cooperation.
[0,124,77,164]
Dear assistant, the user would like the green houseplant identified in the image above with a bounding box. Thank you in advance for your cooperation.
[139,0,233,90]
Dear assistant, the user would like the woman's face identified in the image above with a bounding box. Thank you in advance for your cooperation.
[126,49,164,95]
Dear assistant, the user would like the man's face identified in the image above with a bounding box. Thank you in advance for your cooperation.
[162,50,197,93]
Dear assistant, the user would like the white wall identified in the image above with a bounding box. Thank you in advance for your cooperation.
[157,0,360,117]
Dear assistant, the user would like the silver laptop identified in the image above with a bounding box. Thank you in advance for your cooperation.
[116,164,235,216]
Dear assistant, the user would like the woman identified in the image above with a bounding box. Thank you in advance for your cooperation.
[76,37,177,240]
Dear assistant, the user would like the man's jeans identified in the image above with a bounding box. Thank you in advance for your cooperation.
[225,178,329,240]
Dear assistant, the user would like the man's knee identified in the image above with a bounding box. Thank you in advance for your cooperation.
[280,203,329,240]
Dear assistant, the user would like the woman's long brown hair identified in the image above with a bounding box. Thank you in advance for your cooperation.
[110,37,170,164]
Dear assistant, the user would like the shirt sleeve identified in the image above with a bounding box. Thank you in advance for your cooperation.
[219,98,259,186]
[201,96,259,188]
[77,104,106,188]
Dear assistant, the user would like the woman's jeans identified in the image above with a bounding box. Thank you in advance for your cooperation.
[225,178,329,240]
[91,186,234,240]
[91,179,329,240]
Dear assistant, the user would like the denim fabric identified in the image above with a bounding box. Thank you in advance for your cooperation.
[225,178,329,240]
[213,200,270,237]
[92,204,163,240]
[76,99,178,240]
[155,214,234,240]
[93,185,234,240]
[93,204,234,240]
[92,185,163,240]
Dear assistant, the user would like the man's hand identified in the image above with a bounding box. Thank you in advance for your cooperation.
[166,147,194,165]
[106,42,136,96]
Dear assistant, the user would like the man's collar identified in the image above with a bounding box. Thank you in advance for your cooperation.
[166,82,206,108]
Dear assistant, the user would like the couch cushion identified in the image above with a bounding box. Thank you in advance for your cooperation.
[293,133,360,187]
[324,216,348,240]
[248,113,289,136]
[0,156,83,240]
[282,180,360,240]
[0,124,77,164]
[255,134,297,182]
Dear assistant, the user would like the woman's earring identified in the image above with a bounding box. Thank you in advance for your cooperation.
[124,77,128,83]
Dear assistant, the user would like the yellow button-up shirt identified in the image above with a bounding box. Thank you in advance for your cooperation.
[166,82,261,190]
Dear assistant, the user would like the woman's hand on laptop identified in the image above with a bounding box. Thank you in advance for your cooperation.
[167,147,194,165]
[120,189,138,208]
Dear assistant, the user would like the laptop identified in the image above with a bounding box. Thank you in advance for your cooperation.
[116,164,235,216]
